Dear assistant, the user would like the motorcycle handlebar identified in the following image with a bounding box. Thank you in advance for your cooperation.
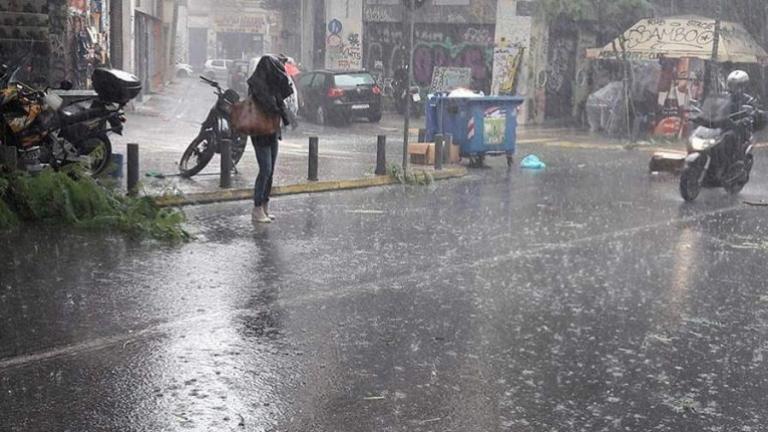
[200,75,220,87]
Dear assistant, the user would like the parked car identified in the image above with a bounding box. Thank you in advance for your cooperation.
[203,59,233,81]
[297,70,382,125]
[175,63,193,78]
[227,60,249,95]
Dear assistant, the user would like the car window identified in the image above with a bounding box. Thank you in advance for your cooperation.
[311,74,327,89]
[333,73,375,87]
[212,60,224,67]
[298,73,314,89]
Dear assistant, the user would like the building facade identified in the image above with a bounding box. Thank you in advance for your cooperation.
[1,0,111,88]
[185,0,275,69]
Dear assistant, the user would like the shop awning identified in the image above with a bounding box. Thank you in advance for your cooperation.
[586,16,768,64]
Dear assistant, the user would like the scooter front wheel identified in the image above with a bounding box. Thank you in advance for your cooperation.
[680,162,703,202]
[179,133,215,178]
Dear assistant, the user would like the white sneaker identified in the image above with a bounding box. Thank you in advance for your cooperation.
[264,202,276,220]
[252,205,271,224]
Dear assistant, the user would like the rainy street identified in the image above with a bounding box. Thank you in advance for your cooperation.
[4,137,768,431]
[4,0,768,429]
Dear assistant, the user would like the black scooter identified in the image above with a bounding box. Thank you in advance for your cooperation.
[680,96,767,201]
[179,76,247,177]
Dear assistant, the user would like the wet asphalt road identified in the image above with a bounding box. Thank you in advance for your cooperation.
[4,142,768,431]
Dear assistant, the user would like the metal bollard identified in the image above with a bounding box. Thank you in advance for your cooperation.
[220,139,232,188]
[127,143,139,196]
[308,136,319,181]
[417,128,427,143]
[375,135,387,175]
[444,134,453,164]
[434,134,444,170]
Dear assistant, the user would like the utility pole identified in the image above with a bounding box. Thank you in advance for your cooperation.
[400,0,425,170]
[401,2,415,170]
[704,0,724,98]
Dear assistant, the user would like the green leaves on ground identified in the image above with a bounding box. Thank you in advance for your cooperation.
[0,167,189,241]
[388,164,434,186]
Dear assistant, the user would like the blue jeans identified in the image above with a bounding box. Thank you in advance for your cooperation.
[252,134,278,207]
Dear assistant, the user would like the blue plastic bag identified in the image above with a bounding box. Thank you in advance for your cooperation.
[520,154,546,169]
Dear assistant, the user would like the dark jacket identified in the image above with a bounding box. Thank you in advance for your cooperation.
[247,55,294,126]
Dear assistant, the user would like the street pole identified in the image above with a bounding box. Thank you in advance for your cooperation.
[705,0,723,98]
[401,3,415,170]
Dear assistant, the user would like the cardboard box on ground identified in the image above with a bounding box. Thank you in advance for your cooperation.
[408,141,460,165]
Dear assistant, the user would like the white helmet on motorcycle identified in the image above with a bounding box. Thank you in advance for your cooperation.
[727,70,750,93]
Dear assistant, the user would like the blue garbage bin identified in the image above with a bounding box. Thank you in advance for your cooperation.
[427,95,524,166]
[425,92,449,142]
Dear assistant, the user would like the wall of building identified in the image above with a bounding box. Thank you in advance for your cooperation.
[362,0,499,93]
[185,0,273,66]
[0,0,52,86]
[1,0,112,88]
[491,0,534,122]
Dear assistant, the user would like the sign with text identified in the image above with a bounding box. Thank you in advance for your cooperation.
[212,15,267,34]
[325,0,364,70]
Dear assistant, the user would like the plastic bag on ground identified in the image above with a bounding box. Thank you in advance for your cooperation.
[521,154,546,169]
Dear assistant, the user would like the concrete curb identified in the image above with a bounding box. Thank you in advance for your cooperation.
[152,166,468,208]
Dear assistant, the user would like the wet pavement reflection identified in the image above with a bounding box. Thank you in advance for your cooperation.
[3,145,768,430]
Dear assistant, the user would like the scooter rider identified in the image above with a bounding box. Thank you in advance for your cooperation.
[727,70,756,114]
[724,70,760,164]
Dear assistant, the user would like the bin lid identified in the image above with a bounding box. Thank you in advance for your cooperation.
[440,95,525,104]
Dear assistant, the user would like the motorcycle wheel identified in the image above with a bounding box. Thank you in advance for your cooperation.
[78,136,112,176]
[179,133,215,177]
[725,154,753,195]
[679,162,703,202]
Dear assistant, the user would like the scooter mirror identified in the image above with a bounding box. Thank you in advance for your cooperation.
[60,80,74,90]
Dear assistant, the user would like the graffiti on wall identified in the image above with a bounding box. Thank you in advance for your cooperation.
[364,23,495,92]
[545,37,576,93]
[363,6,396,22]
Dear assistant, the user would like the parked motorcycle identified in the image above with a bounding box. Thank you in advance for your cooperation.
[178,76,247,177]
[0,58,140,176]
[680,96,767,201]
[392,67,423,118]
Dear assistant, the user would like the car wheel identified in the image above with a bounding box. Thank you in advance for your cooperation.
[316,106,327,126]
[368,111,382,123]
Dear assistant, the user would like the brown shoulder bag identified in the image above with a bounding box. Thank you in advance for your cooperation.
[231,98,281,136]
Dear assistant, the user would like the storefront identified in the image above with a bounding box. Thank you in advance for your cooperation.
[586,16,768,139]
[212,14,268,60]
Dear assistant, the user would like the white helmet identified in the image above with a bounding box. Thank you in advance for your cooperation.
[727,70,749,93]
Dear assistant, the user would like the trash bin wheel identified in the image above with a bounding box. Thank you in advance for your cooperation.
[468,154,486,168]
